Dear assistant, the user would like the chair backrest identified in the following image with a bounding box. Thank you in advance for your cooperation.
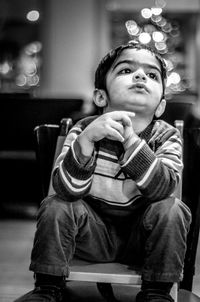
[34,118,73,198]
[174,120,184,199]
[181,126,200,290]
[48,118,73,195]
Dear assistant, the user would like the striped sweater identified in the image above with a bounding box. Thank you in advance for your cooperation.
[52,115,183,216]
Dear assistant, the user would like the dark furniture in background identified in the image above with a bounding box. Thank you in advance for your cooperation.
[0,94,83,217]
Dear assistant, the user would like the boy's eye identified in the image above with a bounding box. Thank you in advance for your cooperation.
[147,72,159,80]
[119,68,131,74]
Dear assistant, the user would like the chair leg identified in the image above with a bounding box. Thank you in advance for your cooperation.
[170,283,178,302]
[96,283,120,302]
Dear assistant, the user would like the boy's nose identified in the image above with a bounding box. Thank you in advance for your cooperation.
[132,69,146,82]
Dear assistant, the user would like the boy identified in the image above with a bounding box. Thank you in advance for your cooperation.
[15,41,191,302]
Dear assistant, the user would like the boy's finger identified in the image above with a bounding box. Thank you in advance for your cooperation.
[107,130,124,143]
[120,112,135,127]
[110,111,135,118]
[126,112,135,118]
[110,120,125,136]
[109,111,135,125]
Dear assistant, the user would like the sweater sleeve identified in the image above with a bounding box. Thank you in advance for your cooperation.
[120,125,183,201]
[52,121,96,201]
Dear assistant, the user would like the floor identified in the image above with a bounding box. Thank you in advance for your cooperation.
[0,216,200,302]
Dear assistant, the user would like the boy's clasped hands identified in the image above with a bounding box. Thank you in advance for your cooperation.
[78,111,138,156]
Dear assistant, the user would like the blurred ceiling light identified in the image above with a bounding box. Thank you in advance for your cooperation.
[0,62,11,75]
[141,8,152,19]
[27,75,39,86]
[165,59,174,71]
[125,20,137,28]
[16,75,27,87]
[162,23,172,33]
[19,55,37,76]
[155,0,166,8]
[151,7,162,15]
[155,41,167,51]
[26,10,40,22]
[157,17,167,27]
[151,14,162,23]
[166,72,181,86]
[125,20,140,35]
[25,42,42,55]
[139,32,151,44]
[152,31,165,42]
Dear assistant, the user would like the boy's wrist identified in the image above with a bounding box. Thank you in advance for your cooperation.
[123,134,140,151]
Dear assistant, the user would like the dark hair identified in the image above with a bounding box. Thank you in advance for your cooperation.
[94,41,167,97]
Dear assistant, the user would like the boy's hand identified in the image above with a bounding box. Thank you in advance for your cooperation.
[78,111,135,156]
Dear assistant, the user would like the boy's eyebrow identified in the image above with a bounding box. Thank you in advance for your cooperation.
[112,59,161,74]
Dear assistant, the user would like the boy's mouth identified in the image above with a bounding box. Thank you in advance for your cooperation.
[129,83,149,92]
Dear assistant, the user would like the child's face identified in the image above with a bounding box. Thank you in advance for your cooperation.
[105,48,164,119]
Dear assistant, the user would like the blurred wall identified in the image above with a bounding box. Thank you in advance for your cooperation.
[39,0,110,110]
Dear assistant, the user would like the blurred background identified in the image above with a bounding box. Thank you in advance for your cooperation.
[1,0,200,300]
[1,0,199,103]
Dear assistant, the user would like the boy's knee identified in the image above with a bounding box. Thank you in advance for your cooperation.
[37,195,67,224]
[144,197,191,231]
[37,194,87,223]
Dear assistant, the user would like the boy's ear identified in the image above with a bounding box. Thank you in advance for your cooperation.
[93,89,108,108]
[155,98,166,118]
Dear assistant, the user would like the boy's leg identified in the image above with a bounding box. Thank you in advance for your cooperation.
[15,194,120,302]
[141,197,191,283]
[133,197,191,301]
[30,194,120,276]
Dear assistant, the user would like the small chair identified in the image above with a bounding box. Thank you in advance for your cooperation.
[34,118,184,302]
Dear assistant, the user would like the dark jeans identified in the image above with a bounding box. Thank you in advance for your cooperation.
[30,194,191,283]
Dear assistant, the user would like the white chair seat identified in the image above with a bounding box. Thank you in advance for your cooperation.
[67,259,141,284]
[66,259,178,301]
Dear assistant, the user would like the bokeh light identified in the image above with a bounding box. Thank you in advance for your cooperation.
[125,20,140,36]
[26,10,40,22]
[141,8,152,19]
[139,32,151,44]
[167,72,181,87]
[152,31,165,42]
[151,7,162,16]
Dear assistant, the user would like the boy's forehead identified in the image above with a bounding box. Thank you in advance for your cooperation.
[112,48,161,71]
